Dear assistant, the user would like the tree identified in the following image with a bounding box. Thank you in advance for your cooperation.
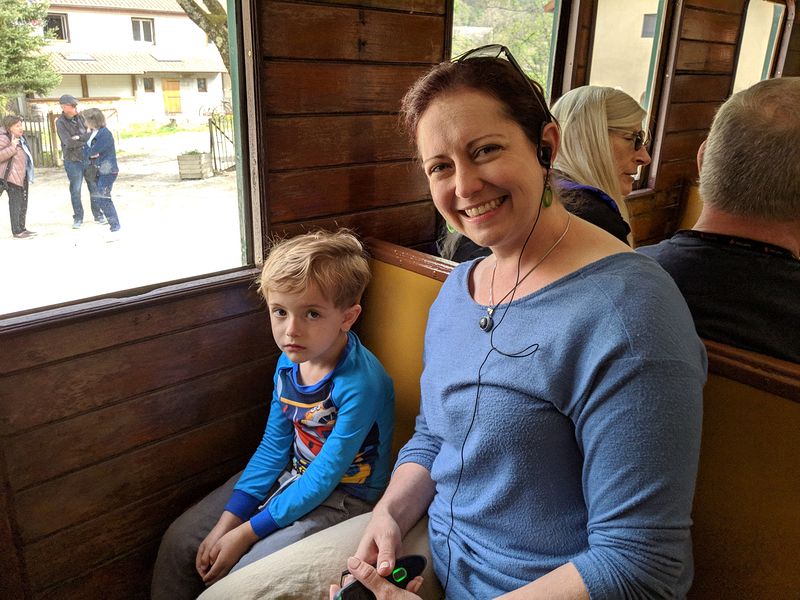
[174,0,230,74]
[0,0,61,113]
[453,0,556,93]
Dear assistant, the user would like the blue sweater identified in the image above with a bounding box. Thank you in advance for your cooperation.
[397,253,706,599]
[226,332,394,538]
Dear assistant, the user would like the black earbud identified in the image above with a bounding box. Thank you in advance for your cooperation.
[538,145,552,168]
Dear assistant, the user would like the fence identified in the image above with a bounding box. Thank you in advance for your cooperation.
[208,111,235,172]
[22,115,59,168]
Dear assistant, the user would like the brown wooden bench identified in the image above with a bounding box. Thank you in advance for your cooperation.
[359,239,800,598]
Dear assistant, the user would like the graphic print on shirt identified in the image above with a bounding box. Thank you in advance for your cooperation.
[278,369,380,488]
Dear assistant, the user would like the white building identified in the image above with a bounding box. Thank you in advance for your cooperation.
[30,0,228,127]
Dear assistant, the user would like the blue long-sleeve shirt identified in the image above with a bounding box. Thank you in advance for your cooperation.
[225,332,394,538]
[397,252,706,599]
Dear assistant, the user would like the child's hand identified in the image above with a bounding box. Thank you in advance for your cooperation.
[201,522,259,586]
[196,511,242,578]
[329,556,423,600]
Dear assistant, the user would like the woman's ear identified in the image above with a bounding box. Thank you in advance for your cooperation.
[341,304,362,332]
[540,122,560,168]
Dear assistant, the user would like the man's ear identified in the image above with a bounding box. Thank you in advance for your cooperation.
[341,304,362,332]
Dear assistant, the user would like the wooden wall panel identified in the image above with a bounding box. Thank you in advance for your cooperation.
[664,102,720,132]
[269,162,429,223]
[275,202,438,248]
[24,458,242,592]
[675,40,737,73]
[670,73,731,102]
[684,0,744,13]
[259,0,447,252]
[262,3,443,62]
[1,285,261,375]
[681,7,741,43]
[5,360,270,490]
[267,115,415,171]
[16,408,264,542]
[264,62,429,114]
[1,312,271,435]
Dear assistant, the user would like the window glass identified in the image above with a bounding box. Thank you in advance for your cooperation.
[733,0,786,94]
[3,2,248,315]
[197,77,208,92]
[589,0,667,116]
[452,0,561,98]
[132,18,155,43]
[45,14,69,41]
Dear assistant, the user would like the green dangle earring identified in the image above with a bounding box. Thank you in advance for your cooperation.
[541,180,553,207]
[446,222,457,233]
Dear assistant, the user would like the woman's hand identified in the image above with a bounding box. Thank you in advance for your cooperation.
[354,508,404,576]
[11,137,19,147]
[200,522,259,585]
[195,512,243,579]
[329,556,423,600]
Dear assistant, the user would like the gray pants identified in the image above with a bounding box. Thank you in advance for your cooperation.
[150,471,374,600]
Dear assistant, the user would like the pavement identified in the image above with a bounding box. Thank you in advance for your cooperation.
[1,131,242,316]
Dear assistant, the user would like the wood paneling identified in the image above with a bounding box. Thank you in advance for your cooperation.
[684,0,744,13]
[0,312,271,435]
[660,130,709,163]
[6,360,271,490]
[262,3,443,62]
[15,408,264,542]
[1,284,262,375]
[665,102,720,132]
[269,162,428,223]
[24,458,243,592]
[275,202,438,248]
[675,40,737,73]
[264,62,429,114]
[670,73,731,102]
[657,158,699,190]
[681,7,741,43]
[308,0,444,13]
[267,115,415,171]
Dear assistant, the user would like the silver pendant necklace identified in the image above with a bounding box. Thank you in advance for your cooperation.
[479,214,571,332]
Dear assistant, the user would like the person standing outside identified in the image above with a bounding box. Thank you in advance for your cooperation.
[82,108,121,236]
[55,94,104,228]
[0,115,36,239]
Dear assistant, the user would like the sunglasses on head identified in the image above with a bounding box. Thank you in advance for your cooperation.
[453,44,554,126]
[608,128,650,151]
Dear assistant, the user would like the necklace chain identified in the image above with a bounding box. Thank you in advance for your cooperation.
[488,213,571,314]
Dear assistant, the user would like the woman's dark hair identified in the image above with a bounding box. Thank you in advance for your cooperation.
[399,58,552,150]
[2,115,22,131]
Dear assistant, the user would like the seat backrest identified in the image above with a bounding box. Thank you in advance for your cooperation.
[356,239,452,459]
[690,340,800,598]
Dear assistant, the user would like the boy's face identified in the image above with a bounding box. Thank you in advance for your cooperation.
[267,283,361,368]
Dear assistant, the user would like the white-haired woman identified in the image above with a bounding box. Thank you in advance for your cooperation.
[551,85,651,244]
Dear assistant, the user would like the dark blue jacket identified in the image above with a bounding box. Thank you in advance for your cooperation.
[85,127,118,189]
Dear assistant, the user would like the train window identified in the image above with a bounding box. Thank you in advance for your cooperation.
[732,0,787,94]
[2,2,253,317]
[451,0,562,97]
[588,0,668,116]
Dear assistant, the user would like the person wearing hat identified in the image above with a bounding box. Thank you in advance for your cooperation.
[55,94,104,228]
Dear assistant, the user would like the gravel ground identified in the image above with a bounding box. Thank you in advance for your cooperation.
[1,131,243,316]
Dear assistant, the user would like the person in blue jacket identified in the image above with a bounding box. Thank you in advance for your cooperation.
[82,108,121,236]
[152,229,395,600]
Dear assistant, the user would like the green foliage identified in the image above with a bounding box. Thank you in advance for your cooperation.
[120,121,207,139]
[452,0,557,94]
[0,0,61,111]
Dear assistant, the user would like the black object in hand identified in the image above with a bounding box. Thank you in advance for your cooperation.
[335,555,427,600]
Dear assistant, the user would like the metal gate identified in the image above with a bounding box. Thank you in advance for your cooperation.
[21,114,59,168]
[208,110,235,172]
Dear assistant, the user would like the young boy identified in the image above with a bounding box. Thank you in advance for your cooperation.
[151,230,395,600]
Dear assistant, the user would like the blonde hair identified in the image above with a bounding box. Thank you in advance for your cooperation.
[258,229,371,308]
[551,86,646,222]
